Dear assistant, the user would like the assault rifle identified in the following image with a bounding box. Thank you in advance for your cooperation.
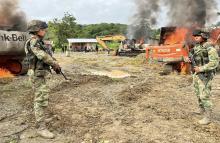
[50,56,70,81]
[38,40,70,80]
[189,51,207,82]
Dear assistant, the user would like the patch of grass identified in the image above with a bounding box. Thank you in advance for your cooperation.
[8,139,18,143]
[105,41,121,50]
[123,54,147,66]
[111,78,123,82]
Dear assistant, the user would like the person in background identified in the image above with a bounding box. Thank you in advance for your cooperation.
[95,44,99,53]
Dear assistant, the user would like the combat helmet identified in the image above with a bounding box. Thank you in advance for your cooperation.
[192,29,210,39]
[27,20,48,32]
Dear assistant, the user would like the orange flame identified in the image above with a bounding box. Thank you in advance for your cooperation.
[164,28,189,45]
[0,68,14,78]
[210,28,220,44]
[136,37,145,44]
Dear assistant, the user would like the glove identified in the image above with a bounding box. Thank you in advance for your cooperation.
[52,63,61,74]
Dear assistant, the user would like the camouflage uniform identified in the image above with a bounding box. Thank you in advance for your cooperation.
[25,20,60,138]
[25,20,61,139]
[190,41,219,125]
[192,42,219,111]
[25,36,58,123]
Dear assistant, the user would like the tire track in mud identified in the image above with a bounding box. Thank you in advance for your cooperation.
[47,73,151,141]
[47,74,123,139]
[0,77,32,143]
[2,52,220,142]
[38,71,220,142]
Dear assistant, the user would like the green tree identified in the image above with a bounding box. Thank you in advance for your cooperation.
[79,23,127,38]
[47,13,127,50]
[48,12,79,49]
[150,28,161,40]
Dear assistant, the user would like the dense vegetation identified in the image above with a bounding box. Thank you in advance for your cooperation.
[46,13,127,49]
[47,13,219,50]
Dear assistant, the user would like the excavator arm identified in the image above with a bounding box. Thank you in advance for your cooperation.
[96,35,126,51]
[96,37,109,50]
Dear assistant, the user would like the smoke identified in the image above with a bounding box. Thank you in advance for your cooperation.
[166,0,218,27]
[129,0,218,41]
[0,0,27,31]
[128,0,160,41]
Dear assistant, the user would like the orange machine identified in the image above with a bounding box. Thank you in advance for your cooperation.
[146,27,220,74]
[146,27,191,74]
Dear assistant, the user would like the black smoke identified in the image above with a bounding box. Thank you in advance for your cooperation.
[128,0,160,41]
[129,0,218,41]
[165,0,218,27]
[0,0,27,31]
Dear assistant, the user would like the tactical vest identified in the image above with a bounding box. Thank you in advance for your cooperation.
[191,42,217,80]
[25,38,50,74]
[192,44,209,67]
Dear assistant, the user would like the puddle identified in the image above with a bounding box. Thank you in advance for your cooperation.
[88,70,130,79]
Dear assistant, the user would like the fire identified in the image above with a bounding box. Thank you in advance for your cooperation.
[164,28,189,45]
[210,28,220,44]
[0,68,14,78]
[137,37,145,44]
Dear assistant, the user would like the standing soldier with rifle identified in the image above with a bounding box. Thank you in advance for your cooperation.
[189,29,219,125]
[25,20,61,138]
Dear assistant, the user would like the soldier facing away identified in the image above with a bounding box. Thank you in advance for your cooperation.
[25,20,61,138]
[190,29,219,125]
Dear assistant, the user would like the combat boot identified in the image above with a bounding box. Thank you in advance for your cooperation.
[194,107,205,115]
[36,122,55,139]
[198,109,212,125]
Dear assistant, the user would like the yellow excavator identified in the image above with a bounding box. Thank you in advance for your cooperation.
[96,35,126,52]
[96,35,145,56]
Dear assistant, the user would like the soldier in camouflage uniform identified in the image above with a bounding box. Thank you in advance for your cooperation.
[190,29,219,125]
[25,20,61,138]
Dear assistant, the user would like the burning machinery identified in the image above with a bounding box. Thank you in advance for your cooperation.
[116,38,146,56]
[0,29,29,75]
[145,27,220,74]
[96,35,145,56]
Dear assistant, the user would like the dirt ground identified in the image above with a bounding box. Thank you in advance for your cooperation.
[1,52,220,143]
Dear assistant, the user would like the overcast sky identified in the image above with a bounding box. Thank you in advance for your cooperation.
[20,0,135,24]
[20,0,220,25]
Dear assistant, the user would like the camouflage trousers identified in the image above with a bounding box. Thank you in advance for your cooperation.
[193,73,213,110]
[33,76,50,123]
[28,70,50,123]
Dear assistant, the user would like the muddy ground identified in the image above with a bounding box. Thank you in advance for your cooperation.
[1,52,220,143]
